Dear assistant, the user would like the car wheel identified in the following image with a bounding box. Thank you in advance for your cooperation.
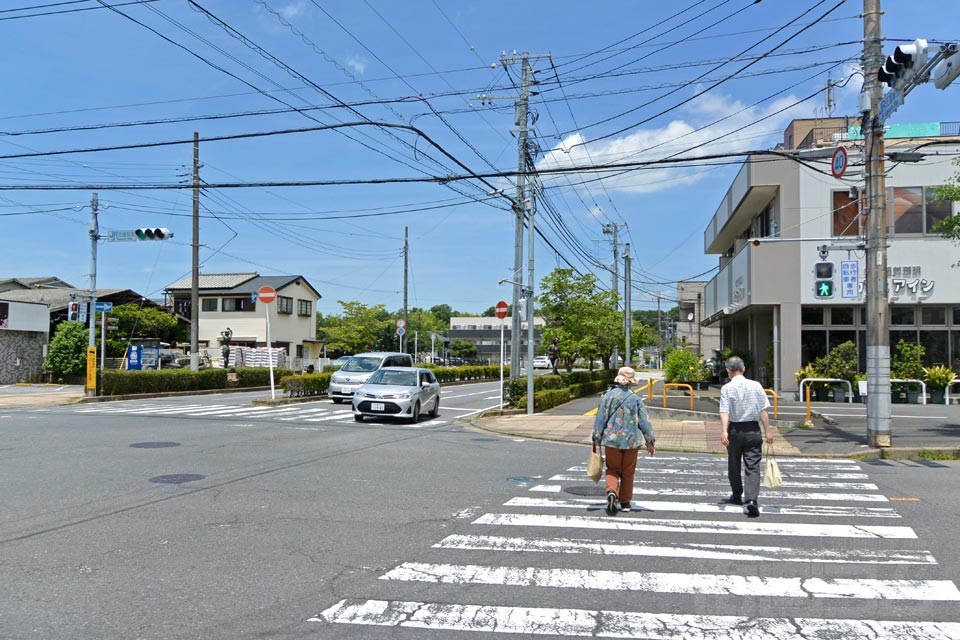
[410,401,421,424]
[428,397,439,418]
[354,413,364,422]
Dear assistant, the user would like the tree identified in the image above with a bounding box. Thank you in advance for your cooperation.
[325,300,390,353]
[448,338,478,360]
[537,268,621,371]
[44,321,88,376]
[429,304,457,326]
[104,304,183,356]
[931,158,960,259]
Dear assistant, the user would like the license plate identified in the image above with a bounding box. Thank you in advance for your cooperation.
[371,402,384,411]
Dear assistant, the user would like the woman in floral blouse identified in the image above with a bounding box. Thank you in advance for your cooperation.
[592,367,656,515]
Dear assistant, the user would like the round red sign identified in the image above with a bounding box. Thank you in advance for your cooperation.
[495,300,508,319]
[257,285,277,304]
[831,146,848,179]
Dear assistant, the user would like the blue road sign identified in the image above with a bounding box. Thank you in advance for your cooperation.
[95,301,113,312]
[841,260,859,299]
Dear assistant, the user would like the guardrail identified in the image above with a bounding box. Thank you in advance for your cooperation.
[947,379,960,405]
[763,388,779,418]
[662,383,694,411]
[800,377,853,423]
[646,378,660,403]
[891,378,927,405]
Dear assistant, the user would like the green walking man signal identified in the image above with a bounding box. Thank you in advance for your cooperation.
[814,261,834,299]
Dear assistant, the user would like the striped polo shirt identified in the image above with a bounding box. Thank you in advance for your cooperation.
[719,374,770,423]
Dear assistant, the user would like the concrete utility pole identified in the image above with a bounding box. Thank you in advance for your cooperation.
[506,51,532,379]
[190,132,201,372]
[656,293,663,370]
[526,194,536,415]
[603,223,621,366]
[863,0,891,447]
[624,243,632,367]
[86,192,99,398]
[402,226,409,353]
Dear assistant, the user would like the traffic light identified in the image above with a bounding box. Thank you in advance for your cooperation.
[67,301,88,322]
[933,52,960,90]
[878,39,928,91]
[135,228,173,240]
[814,262,834,299]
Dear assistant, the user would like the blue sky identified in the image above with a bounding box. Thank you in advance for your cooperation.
[2,0,957,316]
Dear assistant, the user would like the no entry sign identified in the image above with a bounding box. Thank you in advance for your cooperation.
[495,300,508,319]
[257,286,277,304]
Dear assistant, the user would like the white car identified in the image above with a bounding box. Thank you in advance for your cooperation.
[352,367,440,423]
[533,355,552,369]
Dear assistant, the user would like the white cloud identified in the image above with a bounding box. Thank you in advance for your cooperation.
[278,1,307,20]
[537,89,817,194]
[345,55,367,75]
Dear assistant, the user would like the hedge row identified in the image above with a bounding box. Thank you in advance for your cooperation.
[430,365,506,383]
[503,369,615,404]
[508,370,615,412]
[98,367,290,396]
[280,372,332,397]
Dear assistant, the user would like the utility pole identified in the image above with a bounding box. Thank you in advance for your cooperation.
[526,193,536,415]
[402,226,409,353]
[603,223,621,366]
[86,192,99,398]
[506,51,532,379]
[863,0,891,447]
[656,293,663,370]
[624,243,632,367]
[190,132,201,372]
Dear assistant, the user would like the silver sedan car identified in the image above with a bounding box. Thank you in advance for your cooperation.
[352,367,440,423]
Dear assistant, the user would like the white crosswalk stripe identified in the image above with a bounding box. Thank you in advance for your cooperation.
[315,453,959,638]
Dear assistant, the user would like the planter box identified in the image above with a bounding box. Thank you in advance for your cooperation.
[930,389,946,404]
[832,388,846,403]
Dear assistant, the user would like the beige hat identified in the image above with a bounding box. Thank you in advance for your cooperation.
[614,366,637,385]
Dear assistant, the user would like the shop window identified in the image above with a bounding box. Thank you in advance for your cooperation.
[201,298,218,312]
[890,187,923,234]
[832,191,862,236]
[800,330,827,365]
[831,307,854,325]
[890,330,917,351]
[953,331,960,371]
[926,189,952,233]
[829,330,856,351]
[921,307,946,325]
[801,307,824,325]
[955,307,960,325]
[920,331,948,366]
[891,307,915,325]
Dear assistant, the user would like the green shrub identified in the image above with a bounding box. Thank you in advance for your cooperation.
[233,367,294,387]
[280,372,332,396]
[664,349,701,383]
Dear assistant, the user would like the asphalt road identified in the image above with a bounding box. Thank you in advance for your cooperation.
[2,382,959,639]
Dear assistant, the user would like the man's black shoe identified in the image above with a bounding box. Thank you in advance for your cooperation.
[721,495,743,505]
[606,491,619,516]
[745,501,760,518]
[620,502,631,512]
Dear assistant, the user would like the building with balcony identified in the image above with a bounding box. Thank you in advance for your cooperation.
[702,118,960,392]
[448,316,544,364]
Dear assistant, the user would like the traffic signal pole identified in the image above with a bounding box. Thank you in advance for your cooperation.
[190,132,200,372]
[86,192,99,397]
[863,0,892,447]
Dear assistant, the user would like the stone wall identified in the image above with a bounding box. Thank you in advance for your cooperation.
[0,331,46,384]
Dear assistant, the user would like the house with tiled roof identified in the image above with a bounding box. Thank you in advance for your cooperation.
[164,273,323,360]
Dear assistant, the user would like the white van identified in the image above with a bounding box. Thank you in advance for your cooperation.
[327,352,414,403]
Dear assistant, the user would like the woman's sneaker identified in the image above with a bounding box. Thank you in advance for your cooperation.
[620,502,631,512]
[605,491,619,515]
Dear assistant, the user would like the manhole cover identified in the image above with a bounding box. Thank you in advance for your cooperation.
[507,476,538,484]
[130,442,180,449]
[564,485,606,497]
[149,474,206,484]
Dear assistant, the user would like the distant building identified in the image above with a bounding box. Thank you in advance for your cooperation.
[701,118,960,391]
[164,273,323,360]
[448,316,545,364]
[675,281,721,359]
[0,299,49,383]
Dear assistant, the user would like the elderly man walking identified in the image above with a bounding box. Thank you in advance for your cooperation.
[719,356,774,518]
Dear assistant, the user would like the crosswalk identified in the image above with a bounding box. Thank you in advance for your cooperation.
[313,454,959,639]
[36,400,457,427]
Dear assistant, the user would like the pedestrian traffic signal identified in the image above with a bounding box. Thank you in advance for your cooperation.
[135,227,173,240]
[878,39,928,91]
[67,301,88,322]
[814,261,834,299]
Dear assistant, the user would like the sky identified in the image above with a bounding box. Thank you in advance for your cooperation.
[2,0,958,316]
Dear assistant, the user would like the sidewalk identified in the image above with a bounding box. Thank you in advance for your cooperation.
[469,385,960,459]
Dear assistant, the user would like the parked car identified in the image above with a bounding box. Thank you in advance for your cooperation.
[331,355,351,368]
[352,367,440,423]
[533,355,552,369]
[328,352,414,403]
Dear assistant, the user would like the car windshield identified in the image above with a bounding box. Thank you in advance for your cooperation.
[369,370,417,386]
[341,356,382,372]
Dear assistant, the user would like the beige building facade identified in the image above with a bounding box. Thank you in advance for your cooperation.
[702,118,960,392]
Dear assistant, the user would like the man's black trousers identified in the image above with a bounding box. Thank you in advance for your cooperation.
[727,421,763,502]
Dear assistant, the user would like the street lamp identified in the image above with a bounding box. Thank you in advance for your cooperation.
[499,278,535,416]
